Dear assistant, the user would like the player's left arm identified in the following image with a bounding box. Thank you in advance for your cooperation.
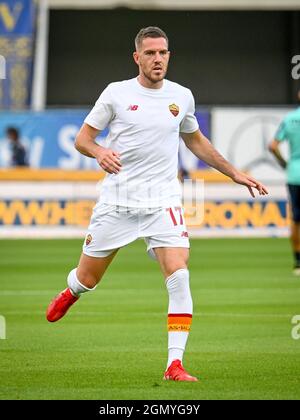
[181,129,268,197]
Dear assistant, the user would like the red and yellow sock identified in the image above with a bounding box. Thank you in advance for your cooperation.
[168,313,192,332]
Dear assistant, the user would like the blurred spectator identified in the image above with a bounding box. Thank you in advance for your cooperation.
[6,127,28,167]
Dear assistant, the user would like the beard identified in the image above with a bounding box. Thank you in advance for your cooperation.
[141,67,167,84]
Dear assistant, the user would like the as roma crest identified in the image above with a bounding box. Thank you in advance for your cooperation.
[169,103,179,117]
[85,234,92,246]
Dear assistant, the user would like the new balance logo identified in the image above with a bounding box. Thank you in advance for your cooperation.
[127,105,139,111]
[181,231,189,237]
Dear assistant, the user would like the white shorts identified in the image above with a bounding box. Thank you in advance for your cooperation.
[82,203,190,259]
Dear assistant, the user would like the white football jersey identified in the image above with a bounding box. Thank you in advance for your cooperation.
[84,77,199,208]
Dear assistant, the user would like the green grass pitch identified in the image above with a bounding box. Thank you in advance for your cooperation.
[0,238,300,400]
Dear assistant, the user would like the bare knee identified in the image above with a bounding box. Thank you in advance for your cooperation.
[153,247,189,278]
[164,262,188,278]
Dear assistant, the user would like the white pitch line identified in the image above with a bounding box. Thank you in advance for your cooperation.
[0,291,57,296]
[0,289,143,296]
[0,311,293,318]
[0,287,296,296]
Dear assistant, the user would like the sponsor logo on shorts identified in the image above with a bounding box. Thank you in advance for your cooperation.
[169,103,179,117]
[85,234,92,245]
[181,231,189,237]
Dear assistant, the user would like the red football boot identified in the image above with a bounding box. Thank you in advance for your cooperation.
[163,359,198,382]
[46,288,79,322]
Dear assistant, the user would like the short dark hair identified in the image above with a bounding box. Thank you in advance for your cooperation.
[135,26,169,51]
[6,127,19,139]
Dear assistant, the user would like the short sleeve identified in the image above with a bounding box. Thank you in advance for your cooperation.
[180,90,199,134]
[275,120,287,142]
[84,85,114,130]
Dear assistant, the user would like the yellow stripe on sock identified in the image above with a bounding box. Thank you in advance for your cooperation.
[168,314,192,332]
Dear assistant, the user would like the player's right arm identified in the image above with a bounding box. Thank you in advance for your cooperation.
[268,118,287,169]
[268,139,287,169]
[75,123,122,174]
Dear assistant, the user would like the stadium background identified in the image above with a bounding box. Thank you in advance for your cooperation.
[0,0,299,238]
[1,0,300,401]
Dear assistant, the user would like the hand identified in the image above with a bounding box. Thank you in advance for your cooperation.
[232,171,268,198]
[96,148,122,174]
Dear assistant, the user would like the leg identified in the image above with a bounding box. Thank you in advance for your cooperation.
[143,207,196,380]
[47,204,137,322]
[290,222,300,253]
[153,247,189,279]
[288,184,300,273]
[76,250,119,289]
[67,250,118,295]
[154,247,197,381]
[291,222,300,274]
[46,250,118,322]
